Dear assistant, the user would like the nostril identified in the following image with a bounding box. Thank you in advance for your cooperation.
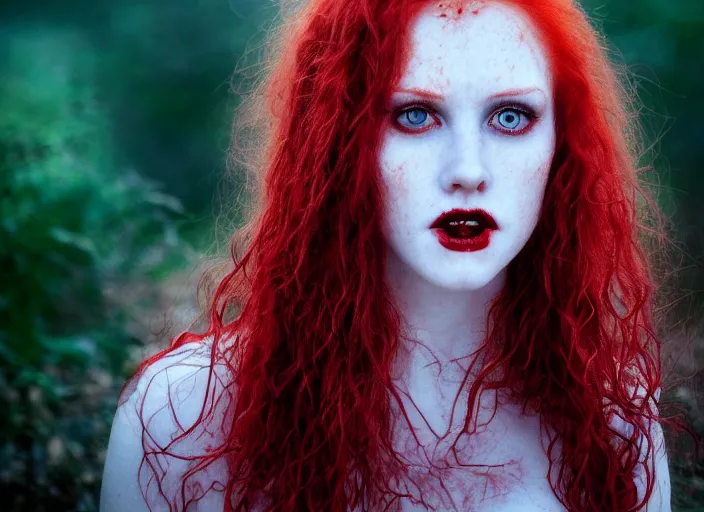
[452,180,486,192]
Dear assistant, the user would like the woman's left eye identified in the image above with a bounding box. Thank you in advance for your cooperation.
[489,107,535,134]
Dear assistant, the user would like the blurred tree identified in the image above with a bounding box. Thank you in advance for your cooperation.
[0,27,195,511]
[1,0,273,214]
[582,0,704,304]
[94,0,273,213]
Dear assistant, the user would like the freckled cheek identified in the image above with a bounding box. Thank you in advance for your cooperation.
[524,155,552,188]
[380,139,425,202]
[494,147,552,212]
[506,137,554,185]
[380,158,410,224]
[381,137,443,219]
[380,158,426,237]
[513,156,553,228]
[388,162,410,200]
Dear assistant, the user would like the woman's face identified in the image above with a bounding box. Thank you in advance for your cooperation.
[380,1,556,291]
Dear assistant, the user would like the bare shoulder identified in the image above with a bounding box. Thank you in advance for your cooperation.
[100,339,232,512]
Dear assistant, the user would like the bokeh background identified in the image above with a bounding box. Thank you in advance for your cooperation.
[0,0,702,510]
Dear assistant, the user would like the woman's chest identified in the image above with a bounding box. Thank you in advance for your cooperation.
[387,382,566,512]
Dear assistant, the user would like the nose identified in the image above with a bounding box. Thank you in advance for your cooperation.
[438,131,491,193]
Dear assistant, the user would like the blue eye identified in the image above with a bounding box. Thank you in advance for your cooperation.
[396,107,434,131]
[490,106,536,134]
[497,110,521,130]
[405,109,428,125]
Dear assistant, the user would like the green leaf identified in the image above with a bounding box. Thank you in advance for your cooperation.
[48,228,98,261]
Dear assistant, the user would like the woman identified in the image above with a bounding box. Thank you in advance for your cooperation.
[100,0,672,510]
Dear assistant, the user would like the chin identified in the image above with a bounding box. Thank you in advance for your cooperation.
[423,268,503,292]
[384,238,512,294]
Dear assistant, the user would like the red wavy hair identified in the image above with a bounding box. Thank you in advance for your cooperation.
[133,0,671,510]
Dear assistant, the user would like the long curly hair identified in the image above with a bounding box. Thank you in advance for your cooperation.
[133,0,673,510]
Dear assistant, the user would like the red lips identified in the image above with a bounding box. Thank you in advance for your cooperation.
[430,208,498,252]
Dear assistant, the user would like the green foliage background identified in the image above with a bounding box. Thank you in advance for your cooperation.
[0,0,701,510]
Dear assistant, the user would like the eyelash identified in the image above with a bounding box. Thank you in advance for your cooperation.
[392,102,539,136]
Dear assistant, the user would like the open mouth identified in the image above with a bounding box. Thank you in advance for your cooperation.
[430,208,498,252]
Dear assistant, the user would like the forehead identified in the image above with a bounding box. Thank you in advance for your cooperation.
[399,2,552,95]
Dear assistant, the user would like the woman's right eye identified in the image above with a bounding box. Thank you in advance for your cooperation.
[394,106,439,133]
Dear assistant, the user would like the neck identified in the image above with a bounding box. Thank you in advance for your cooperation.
[385,252,506,378]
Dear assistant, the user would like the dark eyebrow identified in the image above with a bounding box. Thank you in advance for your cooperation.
[393,88,445,100]
[488,87,546,100]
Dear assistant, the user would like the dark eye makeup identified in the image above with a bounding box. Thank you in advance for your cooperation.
[391,100,541,136]
[392,101,442,134]
[488,101,539,135]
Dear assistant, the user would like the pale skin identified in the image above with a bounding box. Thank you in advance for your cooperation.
[100,2,671,511]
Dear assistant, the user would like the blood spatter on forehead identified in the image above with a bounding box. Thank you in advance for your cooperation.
[434,0,488,21]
